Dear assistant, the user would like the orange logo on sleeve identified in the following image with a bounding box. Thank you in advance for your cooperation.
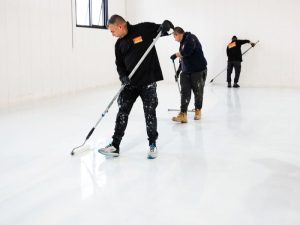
[228,42,236,49]
[133,36,143,44]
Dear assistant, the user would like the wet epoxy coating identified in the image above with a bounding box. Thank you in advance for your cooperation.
[1,84,300,225]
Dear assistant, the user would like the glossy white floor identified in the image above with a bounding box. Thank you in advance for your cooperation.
[1,83,300,225]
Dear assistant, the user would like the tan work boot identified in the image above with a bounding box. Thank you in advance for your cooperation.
[172,112,188,123]
[194,109,201,120]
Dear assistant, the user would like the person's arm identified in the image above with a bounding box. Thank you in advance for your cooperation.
[138,22,160,39]
[115,42,130,85]
[237,39,250,45]
[141,20,174,38]
[179,35,196,57]
[238,39,256,47]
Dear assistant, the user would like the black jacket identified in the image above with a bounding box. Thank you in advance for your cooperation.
[115,22,164,86]
[179,32,207,73]
[226,39,250,62]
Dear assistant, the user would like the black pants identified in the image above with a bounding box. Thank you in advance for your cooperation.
[112,83,158,149]
[227,61,241,84]
[180,69,207,112]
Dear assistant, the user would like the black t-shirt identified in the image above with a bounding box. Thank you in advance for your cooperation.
[226,39,250,62]
[115,22,164,86]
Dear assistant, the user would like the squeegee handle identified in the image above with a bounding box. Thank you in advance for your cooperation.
[85,127,95,140]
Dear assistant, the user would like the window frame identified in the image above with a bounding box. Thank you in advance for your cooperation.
[75,0,108,29]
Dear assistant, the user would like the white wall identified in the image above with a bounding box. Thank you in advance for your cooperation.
[1,0,299,108]
[0,0,126,107]
[125,0,300,88]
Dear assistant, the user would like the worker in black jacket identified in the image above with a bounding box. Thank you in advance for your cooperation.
[98,14,173,159]
[170,27,207,123]
[227,36,255,88]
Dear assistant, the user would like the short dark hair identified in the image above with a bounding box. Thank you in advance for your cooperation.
[173,27,185,34]
[232,35,237,41]
[107,14,126,26]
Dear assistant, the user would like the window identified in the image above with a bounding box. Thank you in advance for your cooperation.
[75,0,108,29]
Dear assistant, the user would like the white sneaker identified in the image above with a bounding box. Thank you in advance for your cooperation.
[147,144,158,159]
[98,143,119,157]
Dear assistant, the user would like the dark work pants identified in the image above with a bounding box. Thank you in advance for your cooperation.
[180,69,207,112]
[227,61,241,84]
[112,83,158,149]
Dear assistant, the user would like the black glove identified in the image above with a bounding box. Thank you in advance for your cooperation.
[120,76,130,85]
[170,54,177,61]
[160,20,174,33]
[251,42,255,47]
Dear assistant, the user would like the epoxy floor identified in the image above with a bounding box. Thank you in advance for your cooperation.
[1,83,300,225]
